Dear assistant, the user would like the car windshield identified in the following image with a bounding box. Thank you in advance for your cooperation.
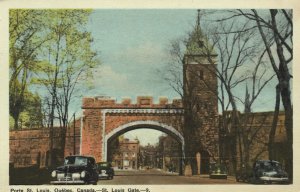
[64,156,88,166]
[258,161,283,172]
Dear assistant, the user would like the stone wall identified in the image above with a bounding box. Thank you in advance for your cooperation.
[9,108,286,172]
[10,119,81,168]
[64,118,82,156]
[241,111,286,163]
[9,128,61,168]
[82,96,183,109]
[221,111,287,171]
[9,94,286,172]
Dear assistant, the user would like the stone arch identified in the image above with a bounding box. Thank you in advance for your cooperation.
[106,120,184,145]
[103,120,185,173]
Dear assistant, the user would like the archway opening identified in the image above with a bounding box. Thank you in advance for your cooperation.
[104,121,185,175]
[200,150,210,174]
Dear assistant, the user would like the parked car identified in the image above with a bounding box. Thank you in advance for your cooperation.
[209,163,228,179]
[252,160,289,184]
[50,155,98,185]
[236,160,289,184]
[97,162,114,180]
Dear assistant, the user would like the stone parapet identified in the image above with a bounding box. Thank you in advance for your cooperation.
[82,96,183,109]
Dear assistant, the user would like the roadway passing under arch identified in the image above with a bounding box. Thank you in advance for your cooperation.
[104,120,185,160]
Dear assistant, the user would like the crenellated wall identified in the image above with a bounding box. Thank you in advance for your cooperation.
[80,96,184,163]
[82,96,183,109]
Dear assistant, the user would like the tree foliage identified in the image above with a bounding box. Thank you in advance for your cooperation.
[9,9,47,129]
[35,10,98,166]
[9,9,100,166]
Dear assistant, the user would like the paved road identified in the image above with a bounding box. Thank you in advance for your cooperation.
[97,169,242,185]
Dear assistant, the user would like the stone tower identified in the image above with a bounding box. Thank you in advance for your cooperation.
[183,10,219,174]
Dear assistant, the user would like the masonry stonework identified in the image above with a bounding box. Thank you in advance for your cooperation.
[183,54,220,173]
[9,128,61,168]
[80,96,184,163]
[10,120,82,168]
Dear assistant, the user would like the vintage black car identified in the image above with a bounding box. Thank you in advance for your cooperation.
[209,163,228,179]
[50,155,99,185]
[236,160,289,184]
[252,160,289,184]
[97,162,114,180]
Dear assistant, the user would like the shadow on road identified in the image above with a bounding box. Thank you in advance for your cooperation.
[114,169,179,177]
[115,173,179,176]
[10,166,52,185]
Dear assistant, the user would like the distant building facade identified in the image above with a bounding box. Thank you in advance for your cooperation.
[111,137,140,169]
[139,144,160,169]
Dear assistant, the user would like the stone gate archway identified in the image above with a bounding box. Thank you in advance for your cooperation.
[80,96,184,165]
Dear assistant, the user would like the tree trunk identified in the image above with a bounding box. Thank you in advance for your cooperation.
[270,9,293,182]
[281,83,293,182]
[13,113,19,130]
[254,9,293,182]
[269,84,280,160]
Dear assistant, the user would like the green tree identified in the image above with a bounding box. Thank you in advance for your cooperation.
[9,9,49,129]
[32,10,99,166]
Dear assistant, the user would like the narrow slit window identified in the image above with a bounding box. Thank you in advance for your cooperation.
[198,70,204,80]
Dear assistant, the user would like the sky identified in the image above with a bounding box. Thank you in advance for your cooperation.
[68,9,286,145]
[86,10,196,101]
[83,9,282,111]
[79,10,199,145]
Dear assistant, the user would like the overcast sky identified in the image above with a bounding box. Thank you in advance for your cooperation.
[70,9,286,145]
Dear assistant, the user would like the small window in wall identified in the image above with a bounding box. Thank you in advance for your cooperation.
[198,70,204,80]
[123,160,129,166]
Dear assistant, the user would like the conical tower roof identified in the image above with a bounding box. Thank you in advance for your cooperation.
[185,10,216,56]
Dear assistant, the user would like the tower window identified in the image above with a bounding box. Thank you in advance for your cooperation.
[198,40,204,48]
[198,70,204,80]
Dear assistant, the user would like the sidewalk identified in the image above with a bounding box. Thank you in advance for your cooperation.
[160,169,237,182]
[190,174,237,181]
